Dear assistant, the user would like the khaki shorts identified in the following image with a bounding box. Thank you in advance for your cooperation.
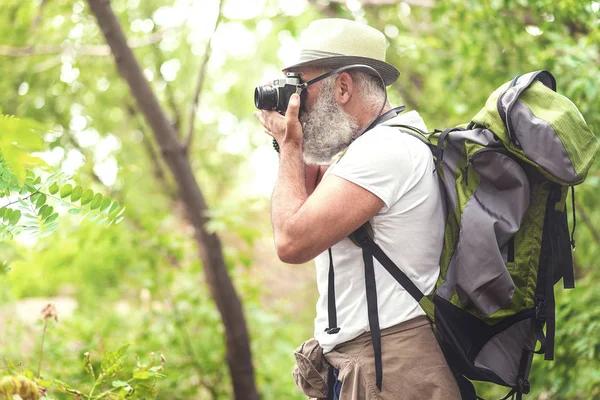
[324,316,461,400]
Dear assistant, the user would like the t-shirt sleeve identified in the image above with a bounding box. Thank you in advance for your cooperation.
[327,128,414,212]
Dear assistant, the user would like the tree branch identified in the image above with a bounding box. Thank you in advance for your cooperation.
[184,0,224,151]
[124,102,175,194]
[0,28,173,57]
[31,0,49,34]
[151,46,183,133]
[85,1,259,399]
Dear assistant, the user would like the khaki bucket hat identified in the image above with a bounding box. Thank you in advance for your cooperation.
[284,18,400,86]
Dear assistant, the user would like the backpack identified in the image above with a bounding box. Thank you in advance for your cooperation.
[341,70,599,399]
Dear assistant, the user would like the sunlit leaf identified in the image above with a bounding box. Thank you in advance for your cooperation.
[8,209,21,225]
[48,183,59,195]
[44,213,58,224]
[39,204,53,220]
[90,193,103,210]
[35,193,47,209]
[108,201,120,216]
[60,183,73,199]
[71,185,83,202]
[81,189,94,205]
[100,197,111,212]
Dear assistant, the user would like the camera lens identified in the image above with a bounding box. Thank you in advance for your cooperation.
[254,85,278,110]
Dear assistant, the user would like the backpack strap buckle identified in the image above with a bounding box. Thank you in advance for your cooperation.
[349,224,374,248]
[516,378,530,394]
[535,299,546,322]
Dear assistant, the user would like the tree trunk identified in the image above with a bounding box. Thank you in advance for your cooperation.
[85,1,259,399]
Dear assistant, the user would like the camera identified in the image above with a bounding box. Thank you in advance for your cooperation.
[254,72,305,115]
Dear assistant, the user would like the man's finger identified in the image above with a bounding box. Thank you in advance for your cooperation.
[285,93,300,122]
[254,111,266,126]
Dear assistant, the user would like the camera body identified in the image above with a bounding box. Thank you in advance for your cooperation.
[254,72,305,115]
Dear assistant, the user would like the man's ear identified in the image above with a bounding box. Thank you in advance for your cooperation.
[336,72,354,105]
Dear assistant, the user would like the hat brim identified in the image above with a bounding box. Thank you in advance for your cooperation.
[284,55,400,86]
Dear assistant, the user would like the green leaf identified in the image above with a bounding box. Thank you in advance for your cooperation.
[8,209,21,225]
[39,204,53,219]
[101,344,130,372]
[60,183,73,199]
[71,185,83,202]
[0,207,5,219]
[100,197,112,212]
[100,344,130,381]
[44,221,59,234]
[115,206,126,218]
[36,193,47,209]
[81,189,94,205]
[1,170,11,181]
[68,208,81,215]
[90,193,103,210]
[108,201,120,216]
[3,208,12,222]
[96,217,109,225]
[48,183,59,195]
[112,380,129,388]
[45,213,58,224]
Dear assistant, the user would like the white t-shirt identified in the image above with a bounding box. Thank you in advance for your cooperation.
[313,111,445,353]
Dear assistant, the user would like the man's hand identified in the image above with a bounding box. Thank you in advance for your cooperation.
[254,93,303,148]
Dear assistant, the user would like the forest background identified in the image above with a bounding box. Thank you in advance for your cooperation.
[0,0,599,399]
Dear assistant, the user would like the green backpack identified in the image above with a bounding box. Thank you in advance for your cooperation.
[347,70,599,399]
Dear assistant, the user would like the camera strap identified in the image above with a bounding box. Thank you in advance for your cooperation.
[366,105,406,130]
[300,64,385,92]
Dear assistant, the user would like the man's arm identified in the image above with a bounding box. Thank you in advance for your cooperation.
[305,164,328,196]
[274,170,383,263]
[256,94,383,264]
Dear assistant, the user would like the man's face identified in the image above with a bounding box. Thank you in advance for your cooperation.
[292,67,360,165]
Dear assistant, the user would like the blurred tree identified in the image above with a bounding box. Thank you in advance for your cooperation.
[84,0,259,399]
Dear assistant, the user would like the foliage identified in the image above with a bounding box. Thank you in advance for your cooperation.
[0,114,124,279]
[0,347,166,400]
[1,304,166,400]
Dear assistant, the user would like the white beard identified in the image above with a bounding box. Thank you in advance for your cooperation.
[300,78,360,165]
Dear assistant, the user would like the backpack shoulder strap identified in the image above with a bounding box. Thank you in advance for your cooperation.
[348,224,434,393]
[350,225,427,304]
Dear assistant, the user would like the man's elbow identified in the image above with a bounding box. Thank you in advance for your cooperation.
[275,236,312,264]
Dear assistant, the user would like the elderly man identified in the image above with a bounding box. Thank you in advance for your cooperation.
[255,19,460,399]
